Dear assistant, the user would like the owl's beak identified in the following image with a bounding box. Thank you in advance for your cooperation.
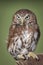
[21,18,24,25]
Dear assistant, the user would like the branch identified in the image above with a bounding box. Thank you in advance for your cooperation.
[16,54,43,65]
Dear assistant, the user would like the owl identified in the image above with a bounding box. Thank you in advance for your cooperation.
[7,9,40,61]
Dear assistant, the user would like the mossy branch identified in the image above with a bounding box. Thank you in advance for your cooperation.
[16,54,43,65]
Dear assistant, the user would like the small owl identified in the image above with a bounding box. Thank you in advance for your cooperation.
[7,9,40,60]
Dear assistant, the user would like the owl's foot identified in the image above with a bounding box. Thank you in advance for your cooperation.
[27,52,39,60]
[17,54,25,59]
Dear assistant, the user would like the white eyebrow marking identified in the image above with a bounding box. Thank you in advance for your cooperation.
[24,14,29,19]
[16,14,21,19]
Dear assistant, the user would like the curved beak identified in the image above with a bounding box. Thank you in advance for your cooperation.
[21,18,24,25]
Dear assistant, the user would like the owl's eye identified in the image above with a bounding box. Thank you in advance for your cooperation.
[16,14,20,19]
[25,15,30,20]
[17,16,20,19]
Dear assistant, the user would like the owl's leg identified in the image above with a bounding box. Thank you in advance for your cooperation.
[27,52,39,60]
[17,54,25,59]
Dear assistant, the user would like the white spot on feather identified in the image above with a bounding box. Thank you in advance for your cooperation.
[31,41,36,51]
[21,48,28,55]
[22,30,33,43]
[16,38,22,49]
[12,25,15,28]
[8,43,13,52]
[14,36,22,49]
[34,32,38,40]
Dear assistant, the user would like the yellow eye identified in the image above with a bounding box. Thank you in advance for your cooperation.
[25,15,30,20]
[17,16,20,19]
[16,14,20,19]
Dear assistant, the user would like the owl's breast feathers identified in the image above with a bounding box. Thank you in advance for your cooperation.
[7,23,40,60]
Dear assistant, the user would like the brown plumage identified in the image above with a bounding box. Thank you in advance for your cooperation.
[7,9,40,60]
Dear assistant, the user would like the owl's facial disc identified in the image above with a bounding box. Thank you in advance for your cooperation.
[15,14,30,25]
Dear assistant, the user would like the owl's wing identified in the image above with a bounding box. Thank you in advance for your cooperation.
[7,24,15,49]
[30,24,40,51]
[37,25,40,43]
[35,22,40,41]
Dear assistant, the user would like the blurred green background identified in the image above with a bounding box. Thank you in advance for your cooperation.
[0,0,43,65]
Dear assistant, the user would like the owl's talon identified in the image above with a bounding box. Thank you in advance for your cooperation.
[27,52,39,60]
[17,54,25,59]
[35,56,40,61]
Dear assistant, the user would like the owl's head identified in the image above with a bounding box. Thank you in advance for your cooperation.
[12,9,37,26]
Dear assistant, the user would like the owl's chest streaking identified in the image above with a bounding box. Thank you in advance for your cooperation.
[8,25,38,59]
